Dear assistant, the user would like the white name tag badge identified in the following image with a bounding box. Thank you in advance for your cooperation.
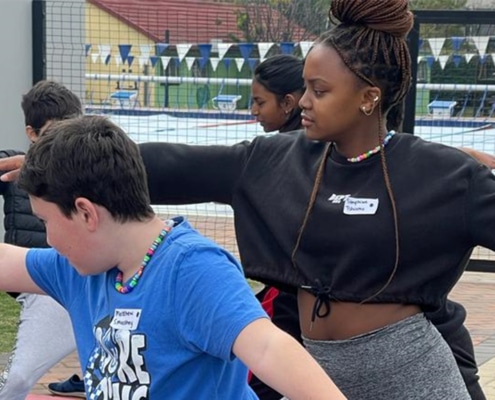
[110,309,142,331]
[343,197,379,215]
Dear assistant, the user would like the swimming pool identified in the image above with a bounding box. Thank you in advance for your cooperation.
[99,111,495,217]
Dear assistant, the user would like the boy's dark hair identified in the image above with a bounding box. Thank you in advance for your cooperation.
[21,80,83,132]
[18,115,155,223]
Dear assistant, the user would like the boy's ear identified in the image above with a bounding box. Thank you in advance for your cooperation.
[74,197,99,231]
[25,126,39,143]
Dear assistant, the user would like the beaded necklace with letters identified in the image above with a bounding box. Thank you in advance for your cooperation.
[114,225,171,294]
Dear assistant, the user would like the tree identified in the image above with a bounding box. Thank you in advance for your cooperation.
[232,0,330,43]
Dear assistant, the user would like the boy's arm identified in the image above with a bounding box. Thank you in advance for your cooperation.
[0,243,44,294]
[233,318,346,400]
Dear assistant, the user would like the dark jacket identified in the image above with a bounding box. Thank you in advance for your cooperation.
[0,149,48,299]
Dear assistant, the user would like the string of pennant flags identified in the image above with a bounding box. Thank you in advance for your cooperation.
[86,41,314,72]
[86,36,495,72]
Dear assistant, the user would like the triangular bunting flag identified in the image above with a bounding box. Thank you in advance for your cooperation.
[438,55,449,70]
[470,36,491,57]
[138,55,149,68]
[418,39,424,49]
[428,38,445,58]
[248,58,258,72]
[452,54,463,67]
[185,57,196,71]
[238,43,254,62]
[257,42,274,60]
[118,44,132,63]
[114,55,122,67]
[217,43,232,60]
[160,56,172,70]
[417,55,424,64]
[425,56,435,69]
[280,42,295,55]
[98,44,111,56]
[210,57,220,71]
[223,58,232,70]
[156,43,169,56]
[91,53,99,64]
[465,53,476,64]
[235,57,245,72]
[479,55,488,65]
[150,56,160,68]
[85,44,92,57]
[140,44,152,58]
[299,41,313,58]
[198,44,213,70]
[100,53,110,64]
[127,55,135,67]
[176,44,192,62]
[451,37,465,52]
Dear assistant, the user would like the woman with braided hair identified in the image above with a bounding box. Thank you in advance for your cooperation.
[0,1,491,398]
[142,0,492,397]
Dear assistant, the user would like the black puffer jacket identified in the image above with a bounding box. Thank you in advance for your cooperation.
[0,149,48,299]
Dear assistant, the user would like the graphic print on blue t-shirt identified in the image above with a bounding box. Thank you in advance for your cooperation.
[84,315,149,400]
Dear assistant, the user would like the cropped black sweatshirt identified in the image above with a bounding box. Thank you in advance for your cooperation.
[140,132,495,311]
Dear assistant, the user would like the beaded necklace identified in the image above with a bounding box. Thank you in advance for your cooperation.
[114,225,171,294]
[347,131,395,163]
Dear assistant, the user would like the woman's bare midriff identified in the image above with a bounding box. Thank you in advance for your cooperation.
[298,289,421,340]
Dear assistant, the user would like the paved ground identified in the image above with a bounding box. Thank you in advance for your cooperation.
[1,270,495,398]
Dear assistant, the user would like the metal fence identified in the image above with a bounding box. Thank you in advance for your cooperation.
[33,1,495,270]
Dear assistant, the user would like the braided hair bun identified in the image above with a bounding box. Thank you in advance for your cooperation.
[330,0,413,39]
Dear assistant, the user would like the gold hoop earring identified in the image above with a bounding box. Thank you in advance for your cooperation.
[360,106,373,117]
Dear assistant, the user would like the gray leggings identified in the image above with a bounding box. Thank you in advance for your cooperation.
[302,313,470,400]
[0,293,76,400]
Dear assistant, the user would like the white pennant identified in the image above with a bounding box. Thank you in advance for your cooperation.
[160,56,172,70]
[185,57,196,71]
[210,57,220,71]
[139,44,152,58]
[97,44,111,56]
[438,55,449,70]
[91,53,99,64]
[257,42,274,60]
[464,53,476,64]
[138,55,149,68]
[217,43,232,60]
[114,55,122,66]
[417,56,424,64]
[470,36,490,57]
[235,57,245,72]
[299,41,314,58]
[176,44,192,62]
[428,38,446,59]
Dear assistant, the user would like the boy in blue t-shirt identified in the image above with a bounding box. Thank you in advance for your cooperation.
[0,115,344,400]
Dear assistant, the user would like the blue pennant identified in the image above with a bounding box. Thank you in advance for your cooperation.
[118,44,132,64]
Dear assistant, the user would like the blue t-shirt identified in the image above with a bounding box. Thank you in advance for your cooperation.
[27,217,266,399]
